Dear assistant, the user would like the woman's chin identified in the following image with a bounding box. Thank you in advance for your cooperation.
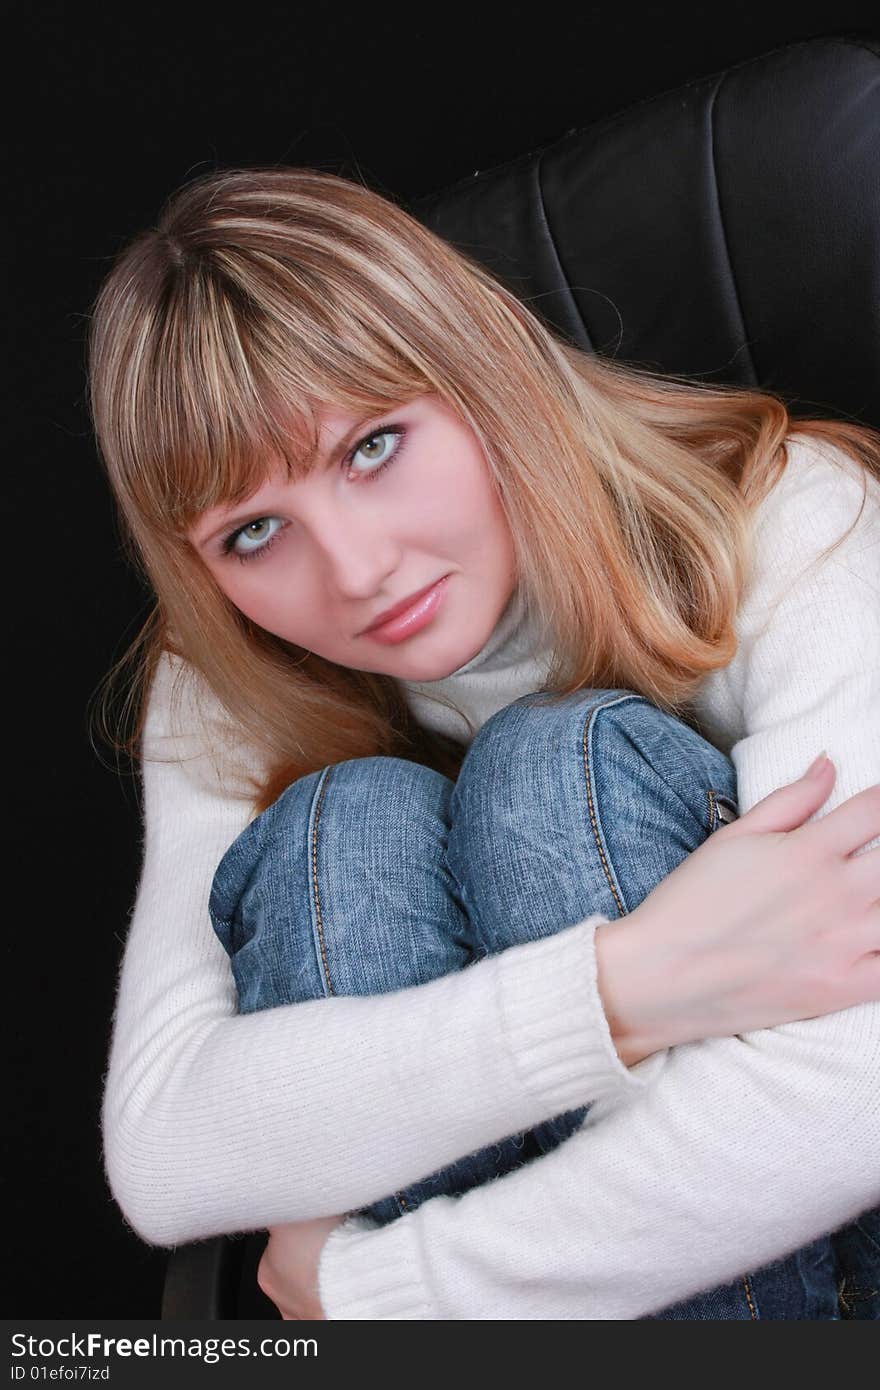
[377,637,484,683]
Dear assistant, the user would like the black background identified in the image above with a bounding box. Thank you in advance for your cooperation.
[8,3,880,1319]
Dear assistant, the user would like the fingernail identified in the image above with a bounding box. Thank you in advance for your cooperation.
[807,752,829,778]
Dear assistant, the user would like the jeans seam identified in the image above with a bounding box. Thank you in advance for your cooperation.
[308,763,411,1218]
[839,1279,878,1308]
[581,693,643,918]
[309,765,336,997]
[741,1273,758,1319]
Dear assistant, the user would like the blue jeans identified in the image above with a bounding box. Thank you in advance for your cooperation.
[209,688,879,1319]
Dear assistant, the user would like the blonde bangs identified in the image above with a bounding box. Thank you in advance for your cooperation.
[90,187,447,540]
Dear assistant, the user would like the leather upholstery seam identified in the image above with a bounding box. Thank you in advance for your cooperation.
[706,72,759,384]
[533,151,594,351]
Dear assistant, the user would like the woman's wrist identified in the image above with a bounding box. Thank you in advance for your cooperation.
[594,915,690,1065]
[318,1215,433,1321]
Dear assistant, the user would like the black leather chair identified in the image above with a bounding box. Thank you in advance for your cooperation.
[160,33,880,1318]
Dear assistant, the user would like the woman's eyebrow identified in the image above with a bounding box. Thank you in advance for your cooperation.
[190,415,378,550]
[299,415,375,471]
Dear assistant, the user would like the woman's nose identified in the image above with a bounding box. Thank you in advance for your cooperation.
[312,518,402,599]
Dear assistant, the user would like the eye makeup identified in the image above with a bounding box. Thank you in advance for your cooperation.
[219,425,409,564]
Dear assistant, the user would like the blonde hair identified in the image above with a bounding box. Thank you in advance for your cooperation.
[87,165,880,816]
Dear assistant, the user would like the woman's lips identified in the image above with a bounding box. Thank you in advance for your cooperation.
[363,576,450,644]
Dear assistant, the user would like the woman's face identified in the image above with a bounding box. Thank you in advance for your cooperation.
[189,394,518,681]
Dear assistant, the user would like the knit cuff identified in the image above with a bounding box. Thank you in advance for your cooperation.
[495,914,668,1114]
[318,1214,437,1320]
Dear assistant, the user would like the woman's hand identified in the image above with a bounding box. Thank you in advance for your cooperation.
[596,755,880,1064]
[256,1215,345,1320]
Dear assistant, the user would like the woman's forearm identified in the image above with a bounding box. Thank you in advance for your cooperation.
[319,997,880,1319]
[103,890,643,1246]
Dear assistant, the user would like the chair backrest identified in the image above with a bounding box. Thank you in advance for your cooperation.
[159,33,880,1320]
[410,35,880,431]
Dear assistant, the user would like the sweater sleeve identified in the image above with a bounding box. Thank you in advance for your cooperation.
[101,653,665,1248]
[317,436,880,1319]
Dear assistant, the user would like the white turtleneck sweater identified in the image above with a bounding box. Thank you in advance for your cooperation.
[101,433,880,1319]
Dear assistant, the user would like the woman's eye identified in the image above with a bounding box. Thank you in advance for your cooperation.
[222,515,283,562]
[348,427,405,475]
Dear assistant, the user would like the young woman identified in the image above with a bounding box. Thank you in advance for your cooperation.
[90,166,880,1320]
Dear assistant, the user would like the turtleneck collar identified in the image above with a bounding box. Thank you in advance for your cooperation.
[444,583,532,677]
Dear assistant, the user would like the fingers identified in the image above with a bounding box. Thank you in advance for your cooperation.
[731,757,836,836]
[803,784,880,858]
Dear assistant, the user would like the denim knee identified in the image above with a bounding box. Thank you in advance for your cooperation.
[209,755,469,1010]
[445,688,739,950]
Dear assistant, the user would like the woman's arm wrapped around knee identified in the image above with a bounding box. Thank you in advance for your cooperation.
[101,656,659,1247]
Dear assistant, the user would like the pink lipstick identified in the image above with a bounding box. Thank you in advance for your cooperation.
[362,576,450,644]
